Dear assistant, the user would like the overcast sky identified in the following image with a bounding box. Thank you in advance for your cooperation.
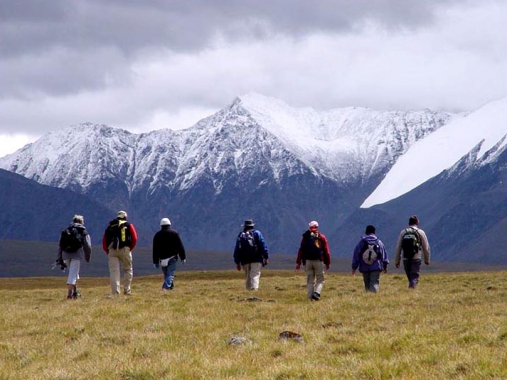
[1,0,506,157]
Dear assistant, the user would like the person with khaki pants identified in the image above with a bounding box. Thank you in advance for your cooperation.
[102,211,138,295]
[296,221,331,301]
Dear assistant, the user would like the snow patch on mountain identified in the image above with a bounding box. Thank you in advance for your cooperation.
[361,96,507,208]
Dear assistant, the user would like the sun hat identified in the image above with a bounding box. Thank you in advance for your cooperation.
[160,218,171,226]
[243,219,255,227]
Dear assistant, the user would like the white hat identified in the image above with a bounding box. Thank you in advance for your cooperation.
[309,220,319,228]
[160,218,171,226]
[117,210,128,219]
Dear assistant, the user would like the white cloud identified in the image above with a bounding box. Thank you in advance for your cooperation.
[0,0,505,158]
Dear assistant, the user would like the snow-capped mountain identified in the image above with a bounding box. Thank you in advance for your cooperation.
[362,96,507,208]
[10,93,507,260]
[0,93,456,193]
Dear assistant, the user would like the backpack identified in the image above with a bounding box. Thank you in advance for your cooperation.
[401,228,421,259]
[237,230,258,261]
[105,219,131,250]
[361,239,380,265]
[303,232,323,261]
[60,227,84,253]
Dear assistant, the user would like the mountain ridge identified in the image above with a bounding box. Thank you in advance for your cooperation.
[1,94,505,262]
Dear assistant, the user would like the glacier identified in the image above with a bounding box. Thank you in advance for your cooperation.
[361,96,507,208]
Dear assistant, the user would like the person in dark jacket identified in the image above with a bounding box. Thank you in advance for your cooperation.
[152,218,186,291]
[102,210,138,295]
[394,215,431,289]
[233,219,269,291]
[57,215,92,299]
[296,221,331,301]
[352,225,389,293]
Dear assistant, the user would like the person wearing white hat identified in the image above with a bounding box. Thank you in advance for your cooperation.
[152,217,186,290]
[102,210,138,295]
[296,221,331,301]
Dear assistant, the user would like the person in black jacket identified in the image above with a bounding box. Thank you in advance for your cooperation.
[152,218,186,290]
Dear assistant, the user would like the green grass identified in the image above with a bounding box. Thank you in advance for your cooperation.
[1,270,507,379]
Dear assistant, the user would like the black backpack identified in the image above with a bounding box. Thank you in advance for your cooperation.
[401,228,421,259]
[60,227,84,253]
[105,219,131,250]
[361,239,380,265]
[237,230,258,261]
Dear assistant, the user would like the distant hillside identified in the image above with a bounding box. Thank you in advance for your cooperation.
[0,168,152,245]
[2,240,506,278]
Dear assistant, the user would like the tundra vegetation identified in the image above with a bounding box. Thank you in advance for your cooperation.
[1,270,506,380]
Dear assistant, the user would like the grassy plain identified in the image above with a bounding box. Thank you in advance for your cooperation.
[1,270,507,380]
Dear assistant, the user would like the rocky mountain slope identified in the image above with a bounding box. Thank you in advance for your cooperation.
[4,93,506,262]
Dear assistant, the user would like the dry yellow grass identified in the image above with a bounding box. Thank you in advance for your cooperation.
[1,270,507,380]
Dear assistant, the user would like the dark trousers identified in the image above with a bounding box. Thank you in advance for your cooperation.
[403,259,422,288]
[362,271,381,293]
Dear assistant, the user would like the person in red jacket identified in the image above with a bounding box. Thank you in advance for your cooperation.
[296,221,331,301]
[102,210,138,295]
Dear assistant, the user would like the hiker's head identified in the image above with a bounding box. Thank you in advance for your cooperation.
[309,221,319,232]
[160,218,171,227]
[117,210,128,220]
[243,219,255,229]
[73,215,84,224]
[409,215,419,226]
[365,225,376,234]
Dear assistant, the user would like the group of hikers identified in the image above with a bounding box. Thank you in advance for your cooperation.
[56,211,430,300]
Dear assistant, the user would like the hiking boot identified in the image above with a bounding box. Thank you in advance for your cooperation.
[311,292,321,301]
[72,291,81,299]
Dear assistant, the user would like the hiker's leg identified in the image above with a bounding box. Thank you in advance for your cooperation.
[164,257,178,289]
[403,259,412,287]
[305,261,316,299]
[161,265,168,289]
[314,261,325,296]
[369,271,380,293]
[409,259,422,288]
[244,263,252,290]
[249,262,262,290]
[119,248,133,294]
[362,272,370,292]
[66,259,80,297]
[108,250,121,294]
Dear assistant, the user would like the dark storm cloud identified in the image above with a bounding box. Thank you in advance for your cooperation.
[2,0,448,56]
[0,0,459,99]
[0,0,504,155]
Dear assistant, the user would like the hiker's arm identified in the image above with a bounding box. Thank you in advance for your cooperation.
[102,234,109,254]
[394,231,403,267]
[129,224,138,250]
[83,234,92,262]
[419,230,430,265]
[322,235,331,269]
[295,239,304,270]
[351,240,362,272]
[380,240,389,271]
[256,231,269,260]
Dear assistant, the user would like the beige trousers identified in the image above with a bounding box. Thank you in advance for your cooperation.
[108,247,133,294]
[305,260,325,299]
[243,262,262,290]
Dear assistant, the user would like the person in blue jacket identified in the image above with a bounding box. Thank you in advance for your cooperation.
[352,225,389,293]
[233,219,269,291]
